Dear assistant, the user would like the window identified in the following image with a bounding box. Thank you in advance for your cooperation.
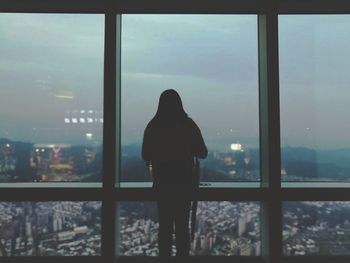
[120,15,260,188]
[283,201,350,256]
[279,15,350,187]
[0,201,101,256]
[1,1,350,263]
[0,13,104,187]
[118,201,261,256]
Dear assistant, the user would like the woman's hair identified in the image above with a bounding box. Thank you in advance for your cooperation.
[152,89,188,126]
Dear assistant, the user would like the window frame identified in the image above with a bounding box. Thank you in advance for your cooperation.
[0,0,350,263]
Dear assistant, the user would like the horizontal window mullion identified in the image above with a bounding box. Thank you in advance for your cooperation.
[118,0,261,14]
[114,188,271,201]
[284,256,350,263]
[279,0,350,14]
[0,0,265,14]
[0,0,107,13]
[0,257,101,263]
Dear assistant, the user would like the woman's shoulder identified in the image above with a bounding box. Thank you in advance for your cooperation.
[184,117,199,129]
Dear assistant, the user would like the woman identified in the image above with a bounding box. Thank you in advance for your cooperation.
[142,89,208,260]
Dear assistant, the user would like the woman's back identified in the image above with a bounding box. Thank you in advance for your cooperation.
[142,117,205,161]
[143,117,207,188]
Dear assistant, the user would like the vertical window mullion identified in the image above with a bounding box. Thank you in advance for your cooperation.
[258,1,282,262]
[102,7,117,262]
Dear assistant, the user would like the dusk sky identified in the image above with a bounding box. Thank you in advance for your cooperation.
[1,14,349,149]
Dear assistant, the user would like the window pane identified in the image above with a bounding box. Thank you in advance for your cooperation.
[0,14,104,185]
[118,201,261,256]
[0,201,101,256]
[279,15,350,186]
[283,201,350,255]
[120,15,259,187]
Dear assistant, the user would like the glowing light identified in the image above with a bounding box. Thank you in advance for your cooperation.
[86,133,93,140]
[87,118,93,123]
[72,118,78,123]
[99,118,103,123]
[64,118,70,123]
[80,110,85,114]
[88,110,93,114]
[41,149,45,152]
[79,118,85,123]
[55,95,74,100]
[230,143,242,151]
[55,90,74,100]
[6,144,10,147]
[35,149,40,152]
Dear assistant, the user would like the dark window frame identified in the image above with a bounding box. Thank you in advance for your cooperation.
[1,0,350,263]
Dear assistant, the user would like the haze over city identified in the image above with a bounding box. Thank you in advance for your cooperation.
[1,14,350,149]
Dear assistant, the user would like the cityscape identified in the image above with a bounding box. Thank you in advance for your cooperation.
[0,139,102,183]
[119,201,261,256]
[122,143,350,183]
[3,137,350,183]
[0,201,101,256]
[284,202,350,255]
[121,143,260,183]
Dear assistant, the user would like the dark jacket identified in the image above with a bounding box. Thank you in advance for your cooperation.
[142,117,207,189]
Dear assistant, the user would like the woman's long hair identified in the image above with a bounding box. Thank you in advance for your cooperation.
[152,89,188,127]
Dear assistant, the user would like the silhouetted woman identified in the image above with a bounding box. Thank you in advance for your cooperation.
[142,89,208,260]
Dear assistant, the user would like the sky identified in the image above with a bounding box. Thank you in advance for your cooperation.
[1,14,350,149]
[0,14,104,145]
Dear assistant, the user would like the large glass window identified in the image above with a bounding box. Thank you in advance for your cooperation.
[0,14,104,186]
[2,1,350,262]
[279,15,350,186]
[283,201,350,256]
[118,201,261,256]
[0,201,101,256]
[120,15,259,187]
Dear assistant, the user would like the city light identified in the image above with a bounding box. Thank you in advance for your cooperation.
[55,95,74,99]
[231,143,242,151]
[86,133,93,140]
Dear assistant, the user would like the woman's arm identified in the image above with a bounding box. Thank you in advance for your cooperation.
[142,124,152,161]
[191,120,208,159]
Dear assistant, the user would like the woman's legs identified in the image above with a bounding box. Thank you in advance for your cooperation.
[157,199,173,257]
[174,198,191,257]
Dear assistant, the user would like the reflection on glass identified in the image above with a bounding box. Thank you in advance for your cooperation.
[279,16,350,183]
[121,15,259,185]
[283,202,350,255]
[0,14,104,183]
[0,202,101,256]
[118,201,261,256]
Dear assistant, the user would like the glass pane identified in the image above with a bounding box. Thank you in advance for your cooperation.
[279,15,350,186]
[0,14,104,186]
[118,201,261,256]
[0,201,101,256]
[120,15,259,187]
[283,201,350,255]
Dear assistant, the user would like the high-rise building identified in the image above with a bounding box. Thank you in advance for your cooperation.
[238,215,247,236]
